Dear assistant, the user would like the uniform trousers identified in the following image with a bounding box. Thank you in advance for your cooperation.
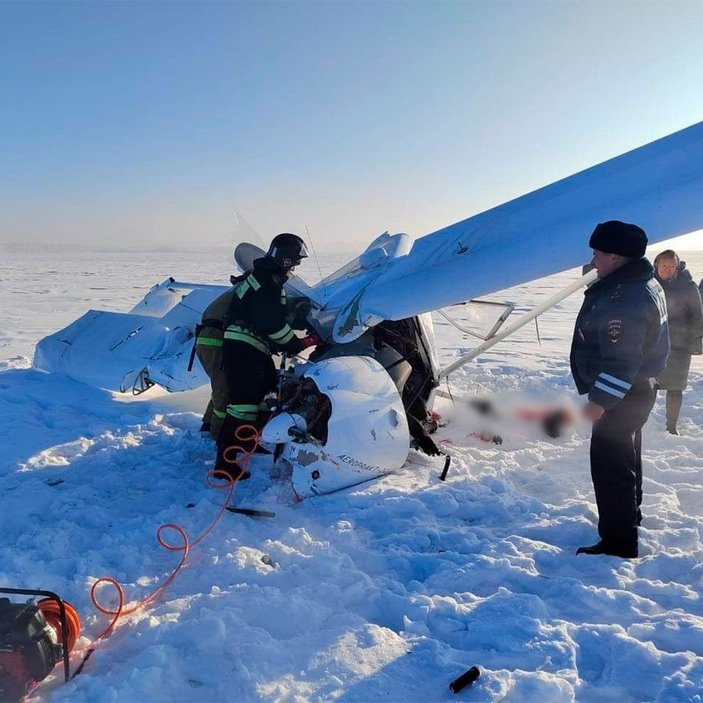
[590,379,656,555]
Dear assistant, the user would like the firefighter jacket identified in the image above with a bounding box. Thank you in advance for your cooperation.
[223,257,306,356]
[570,258,669,410]
[196,285,238,351]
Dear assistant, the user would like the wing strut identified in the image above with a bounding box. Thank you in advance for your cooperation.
[438,269,597,380]
[437,300,515,340]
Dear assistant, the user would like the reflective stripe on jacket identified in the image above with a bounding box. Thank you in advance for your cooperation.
[223,258,304,355]
[570,258,669,410]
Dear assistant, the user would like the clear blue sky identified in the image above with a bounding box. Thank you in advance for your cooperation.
[2,0,703,250]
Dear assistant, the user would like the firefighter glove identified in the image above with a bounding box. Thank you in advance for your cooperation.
[301,332,323,349]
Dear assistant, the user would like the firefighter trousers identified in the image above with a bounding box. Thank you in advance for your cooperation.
[195,341,228,440]
[217,339,277,460]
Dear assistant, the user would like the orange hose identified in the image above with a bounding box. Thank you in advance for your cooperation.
[221,424,259,468]
[37,598,81,651]
[84,424,260,649]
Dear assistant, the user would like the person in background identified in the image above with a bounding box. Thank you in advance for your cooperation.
[372,318,441,456]
[653,250,703,434]
[570,221,669,559]
[215,233,321,480]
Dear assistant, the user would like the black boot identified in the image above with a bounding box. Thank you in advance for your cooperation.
[214,445,251,481]
[200,400,214,433]
[576,540,637,558]
[576,541,607,556]
[213,462,251,482]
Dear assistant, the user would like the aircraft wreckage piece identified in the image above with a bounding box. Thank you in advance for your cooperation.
[34,283,228,392]
[260,355,410,497]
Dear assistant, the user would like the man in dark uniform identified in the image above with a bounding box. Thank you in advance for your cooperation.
[571,221,669,558]
[216,233,321,479]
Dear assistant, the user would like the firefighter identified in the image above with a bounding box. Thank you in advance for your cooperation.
[216,233,321,479]
[194,278,240,440]
[195,281,313,440]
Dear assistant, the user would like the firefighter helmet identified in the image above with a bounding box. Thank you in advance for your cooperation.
[266,233,309,270]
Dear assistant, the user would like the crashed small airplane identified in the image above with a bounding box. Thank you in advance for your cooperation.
[35,121,703,496]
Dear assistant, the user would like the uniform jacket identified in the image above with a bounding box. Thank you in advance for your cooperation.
[570,258,669,410]
[657,264,703,355]
[224,257,305,355]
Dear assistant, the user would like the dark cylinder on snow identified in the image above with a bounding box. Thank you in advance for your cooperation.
[449,665,480,693]
[439,455,451,481]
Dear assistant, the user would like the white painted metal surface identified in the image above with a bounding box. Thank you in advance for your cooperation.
[269,356,410,497]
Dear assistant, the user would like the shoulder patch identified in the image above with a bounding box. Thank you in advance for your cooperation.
[607,319,622,343]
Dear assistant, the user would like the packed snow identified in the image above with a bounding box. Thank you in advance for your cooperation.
[1,248,702,703]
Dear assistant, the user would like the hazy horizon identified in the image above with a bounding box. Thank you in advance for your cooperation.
[3,1,703,251]
[2,232,701,256]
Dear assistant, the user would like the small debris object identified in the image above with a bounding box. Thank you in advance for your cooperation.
[439,455,451,481]
[225,506,276,518]
[449,665,480,693]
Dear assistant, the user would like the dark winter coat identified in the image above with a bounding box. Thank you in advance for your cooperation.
[570,258,669,410]
[657,265,703,354]
[655,264,703,390]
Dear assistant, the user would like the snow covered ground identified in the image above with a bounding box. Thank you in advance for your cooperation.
[1,248,703,703]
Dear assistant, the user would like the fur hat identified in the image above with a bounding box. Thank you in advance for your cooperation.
[589,220,647,258]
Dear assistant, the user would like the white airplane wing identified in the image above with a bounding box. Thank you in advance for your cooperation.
[34,285,229,392]
[330,120,703,341]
